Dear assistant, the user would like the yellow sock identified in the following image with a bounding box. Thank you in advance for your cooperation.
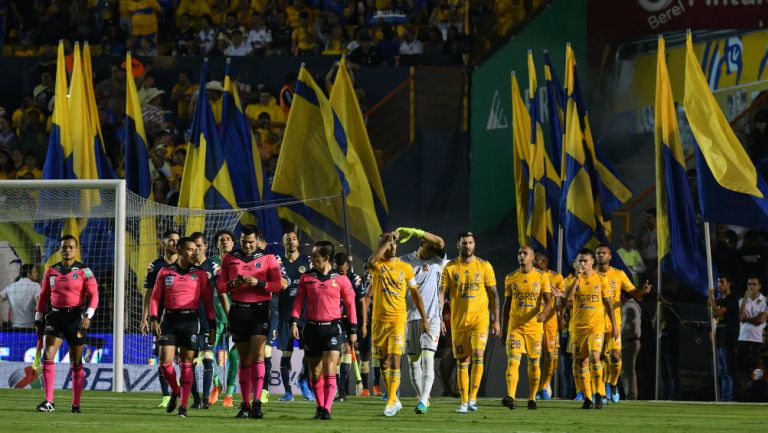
[602,358,609,384]
[591,361,604,398]
[469,357,484,401]
[609,359,622,387]
[580,365,592,399]
[527,358,541,401]
[573,363,583,393]
[457,362,469,404]
[539,353,557,392]
[386,369,401,407]
[381,367,390,393]
[505,356,521,399]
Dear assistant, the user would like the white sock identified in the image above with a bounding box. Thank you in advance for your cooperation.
[421,350,435,402]
[408,354,423,400]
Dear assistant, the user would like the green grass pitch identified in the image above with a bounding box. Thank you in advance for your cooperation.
[0,389,766,433]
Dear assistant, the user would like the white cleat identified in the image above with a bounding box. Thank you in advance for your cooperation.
[468,400,478,412]
[394,400,403,413]
[455,404,469,413]
[384,405,397,417]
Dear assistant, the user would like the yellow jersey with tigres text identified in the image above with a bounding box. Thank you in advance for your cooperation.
[504,268,551,334]
[570,272,609,335]
[370,258,417,323]
[441,257,496,329]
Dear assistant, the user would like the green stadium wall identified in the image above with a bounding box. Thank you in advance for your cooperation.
[469,0,588,232]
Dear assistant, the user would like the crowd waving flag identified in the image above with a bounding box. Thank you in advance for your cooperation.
[510,72,532,248]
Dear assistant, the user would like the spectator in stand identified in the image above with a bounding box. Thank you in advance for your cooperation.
[254,112,281,158]
[737,231,768,289]
[181,34,201,55]
[137,72,157,104]
[636,207,658,286]
[33,72,54,112]
[224,29,252,56]
[149,140,172,182]
[291,11,317,55]
[399,26,423,55]
[736,277,767,400]
[322,24,347,55]
[349,33,381,67]
[11,149,23,172]
[0,264,41,330]
[15,152,42,179]
[14,34,38,56]
[136,36,159,56]
[268,10,292,55]
[0,150,16,180]
[231,0,254,28]
[141,88,169,139]
[443,25,469,65]
[174,13,197,55]
[101,19,127,55]
[246,85,285,126]
[205,80,224,123]
[18,111,47,162]
[152,177,171,205]
[345,0,373,28]
[312,11,330,48]
[247,13,272,55]
[171,69,198,131]
[709,275,740,402]
[198,15,217,54]
[95,62,127,117]
[617,235,646,287]
[70,0,96,42]
[286,0,314,28]
[422,26,445,57]
[620,292,642,400]
[279,73,296,118]
[0,117,19,156]
[176,0,211,28]
[128,0,162,45]
[748,110,768,176]
[169,146,187,189]
[209,0,228,27]
[218,12,246,44]
[376,25,399,65]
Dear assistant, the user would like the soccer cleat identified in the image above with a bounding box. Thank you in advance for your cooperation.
[250,400,263,419]
[71,405,81,413]
[574,392,584,401]
[373,385,382,397]
[501,396,516,410]
[393,400,403,414]
[202,401,210,410]
[383,405,396,417]
[594,394,604,410]
[320,408,332,420]
[605,384,611,398]
[208,386,220,405]
[191,400,202,409]
[611,390,621,404]
[235,401,250,418]
[468,400,478,412]
[540,389,551,400]
[37,400,55,412]
[360,388,370,397]
[299,379,315,401]
[260,390,269,404]
[313,406,323,419]
[158,396,171,408]
[177,406,187,417]
[223,396,234,407]
[166,393,179,414]
[279,392,294,402]
[415,401,428,414]
[455,404,469,413]
[581,398,593,410]
[527,400,537,410]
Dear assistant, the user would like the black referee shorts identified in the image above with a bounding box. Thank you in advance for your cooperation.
[229,302,270,343]
[158,310,200,350]
[302,321,344,358]
[44,309,85,345]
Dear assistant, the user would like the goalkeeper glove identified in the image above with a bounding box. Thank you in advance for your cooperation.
[396,227,425,243]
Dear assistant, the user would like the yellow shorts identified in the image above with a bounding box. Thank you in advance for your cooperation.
[571,332,603,359]
[452,322,489,359]
[371,321,405,359]
[506,329,541,359]
[604,332,622,353]
[543,324,559,353]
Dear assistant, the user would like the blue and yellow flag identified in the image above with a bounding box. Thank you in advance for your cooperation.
[543,51,565,177]
[220,60,281,244]
[124,52,152,199]
[527,51,561,257]
[69,43,101,183]
[655,36,709,293]
[511,72,531,247]
[83,42,116,180]
[273,65,381,252]
[42,41,72,180]
[684,32,768,230]
[179,59,238,233]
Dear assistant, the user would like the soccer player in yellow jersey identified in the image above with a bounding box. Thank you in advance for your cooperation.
[501,246,552,410]
[533,252,564,401]
[439,232,500,413]
[595,245,651,403]
[367,231,430,417]
[564,248,617,410]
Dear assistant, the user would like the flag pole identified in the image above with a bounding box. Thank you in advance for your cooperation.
[703,221,719,402]
[340,189,352,260]
[654,262,662,400]
[555,224,563,399]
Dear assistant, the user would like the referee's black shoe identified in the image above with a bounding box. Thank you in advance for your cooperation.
[71,405,81,413]
[313,406,323,419]
[320,408,332,420]
[166,393,179,414]
[36,400,55,412]
[249,400,263,419]
[235,401,250,418]
[177,406,188,417]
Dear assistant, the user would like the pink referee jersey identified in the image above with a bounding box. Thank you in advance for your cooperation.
[293,270,357,324]
[216,250,283,303]
[150,263,214,321]
[37,262,99,312]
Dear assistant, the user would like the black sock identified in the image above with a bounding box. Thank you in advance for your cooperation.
[191,366,200,402]
[202,358,214,400]
[340,363,350,395]
[373,366,381,387]
[280,357,292,393]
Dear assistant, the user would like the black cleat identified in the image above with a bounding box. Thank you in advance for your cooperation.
[202,401,210,410]
[166,393,179,414]
[581,398,593,410]
[177,406,188,417]
[249,400,263,419]
[36,400,55,412]
[313,406,323,420]
[501,396,516,410]
[235,401,250,418]
[71,405,81,413]
[594,394,604,410]
[320,408,332,420]
[191,399,202,409]
[527,400,537,410]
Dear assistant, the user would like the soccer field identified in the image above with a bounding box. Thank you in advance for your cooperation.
[0,389,765,433]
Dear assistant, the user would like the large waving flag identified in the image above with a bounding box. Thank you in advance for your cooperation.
[655,36,709,293]
[527,51,561,257]
[543,51,565,177]
[684,32,768,230]
[179,59,238,233]
[69,43,101,182]
[330,57,388,219]
[272,64,381,252]
[42,41,72,181]
[510,72,532,247]
[83,42,116,179]
[220,59,282,244]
